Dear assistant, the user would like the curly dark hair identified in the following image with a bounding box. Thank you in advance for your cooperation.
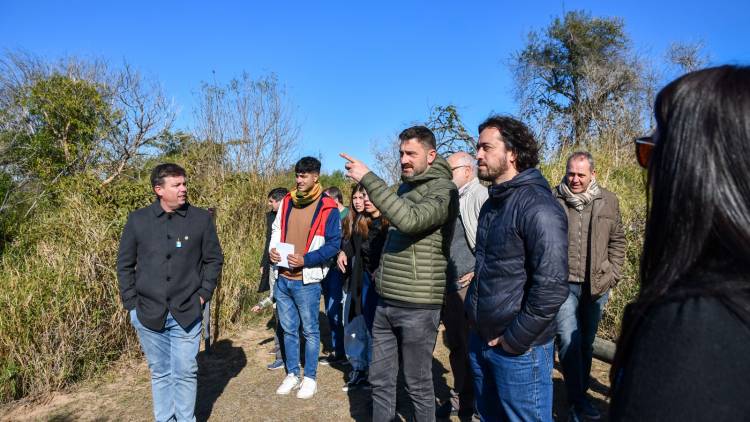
[478,115,539,172]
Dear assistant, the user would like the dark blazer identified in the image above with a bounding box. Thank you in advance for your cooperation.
[257,211,276,293]
[117,201,224,331]
[465,168,569,353]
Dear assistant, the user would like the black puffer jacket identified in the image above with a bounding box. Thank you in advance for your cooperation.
[465,168,569,353]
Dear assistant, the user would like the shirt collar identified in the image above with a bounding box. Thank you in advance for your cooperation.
[458,177,480,197]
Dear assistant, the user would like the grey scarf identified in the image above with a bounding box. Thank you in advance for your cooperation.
[557,177,601,212]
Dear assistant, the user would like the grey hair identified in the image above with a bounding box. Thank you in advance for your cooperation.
[566,151,595,172]
[450,151,477,170]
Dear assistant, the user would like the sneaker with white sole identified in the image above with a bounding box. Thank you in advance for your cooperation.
[266,359,285,371]
[296,376,317,399]
[276,373,300,395]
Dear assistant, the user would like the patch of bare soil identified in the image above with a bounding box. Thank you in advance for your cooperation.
[1,314,610,421]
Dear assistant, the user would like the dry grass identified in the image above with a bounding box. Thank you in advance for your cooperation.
[0,148,643,405]
[0,168,329,404]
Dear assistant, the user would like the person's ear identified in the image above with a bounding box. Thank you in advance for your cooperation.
[427,149,437,165]
[153,185,163,199]
[508,149,517,169]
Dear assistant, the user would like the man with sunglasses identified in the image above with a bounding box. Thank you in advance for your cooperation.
[553,151,626,421]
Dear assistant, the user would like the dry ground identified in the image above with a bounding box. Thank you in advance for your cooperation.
[1,312,611,422]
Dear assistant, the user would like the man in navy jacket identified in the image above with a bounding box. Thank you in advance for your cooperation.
[465,116,568,422]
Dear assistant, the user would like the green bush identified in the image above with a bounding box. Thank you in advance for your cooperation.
[0,148,645,404]
[0,164,344,404]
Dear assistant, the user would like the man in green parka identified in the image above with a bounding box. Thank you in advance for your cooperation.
[342,125,458,422]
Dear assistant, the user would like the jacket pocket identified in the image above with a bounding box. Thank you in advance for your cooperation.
[594,259,614,293]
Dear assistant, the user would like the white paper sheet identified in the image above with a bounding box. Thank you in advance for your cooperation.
[275,242,295,268]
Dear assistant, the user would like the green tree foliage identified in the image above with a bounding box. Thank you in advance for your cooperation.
[10,74,113,181]
[513,10,648,149]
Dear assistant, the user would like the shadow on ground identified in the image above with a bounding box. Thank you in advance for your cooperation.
[195,339,247,422]
[552,362,610,421]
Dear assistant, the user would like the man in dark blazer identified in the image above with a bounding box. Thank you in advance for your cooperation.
[117,163,223,422]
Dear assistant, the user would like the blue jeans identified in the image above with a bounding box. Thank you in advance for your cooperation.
[555,283,609,407]
[274,275,322,379]
[322,269,345,357]
[469,332,554,422]
[130,309,202,422]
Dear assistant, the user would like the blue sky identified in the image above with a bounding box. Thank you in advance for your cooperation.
[2,1,749,173]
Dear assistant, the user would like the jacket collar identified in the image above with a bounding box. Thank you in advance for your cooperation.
[489,168,550,202]
[150,200,189,218]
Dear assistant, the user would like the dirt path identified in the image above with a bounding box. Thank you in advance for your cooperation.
[1,319,611,421]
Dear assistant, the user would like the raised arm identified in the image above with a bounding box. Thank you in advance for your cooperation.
[361,172,455,235]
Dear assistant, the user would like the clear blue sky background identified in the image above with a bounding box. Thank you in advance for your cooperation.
[2,1,749,173]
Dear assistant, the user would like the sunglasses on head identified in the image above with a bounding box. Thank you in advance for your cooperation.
[634,136,656,168]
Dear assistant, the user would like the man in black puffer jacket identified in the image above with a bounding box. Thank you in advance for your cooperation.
[465,115,569,422]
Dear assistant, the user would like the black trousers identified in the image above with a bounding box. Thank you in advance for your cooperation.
[369,301,441,422]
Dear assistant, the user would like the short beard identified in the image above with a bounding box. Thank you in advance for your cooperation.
[403,163,427,177]
[478,159,509,183]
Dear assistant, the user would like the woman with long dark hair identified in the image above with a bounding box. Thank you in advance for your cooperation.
[610,65,750,420]
[337,184,389,391]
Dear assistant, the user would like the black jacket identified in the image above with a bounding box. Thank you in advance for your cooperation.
[117,201,224,331]
[465,168,569,353]
[610,290,750,421]
[343,216,388,317]
[257,211,276,293]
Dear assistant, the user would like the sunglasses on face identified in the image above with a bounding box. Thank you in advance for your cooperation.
[634,136,656,168]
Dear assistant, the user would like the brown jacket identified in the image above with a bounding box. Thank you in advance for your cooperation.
[555,187,626,297]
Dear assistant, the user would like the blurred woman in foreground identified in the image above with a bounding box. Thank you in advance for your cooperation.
[610,65,750,420]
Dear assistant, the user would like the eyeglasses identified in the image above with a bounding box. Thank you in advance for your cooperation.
[634,136,656,168]
[451,165,470,172]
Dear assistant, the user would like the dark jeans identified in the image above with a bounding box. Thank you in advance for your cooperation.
[469,332,554,422]
[273,307,284,361]
[322,269,345,357]
[555,283,609,407]
[442,286,474,412]
[370,301,441,422]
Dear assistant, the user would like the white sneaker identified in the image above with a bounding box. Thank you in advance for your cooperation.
[296,376,317,399]
[276,374,300,395]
